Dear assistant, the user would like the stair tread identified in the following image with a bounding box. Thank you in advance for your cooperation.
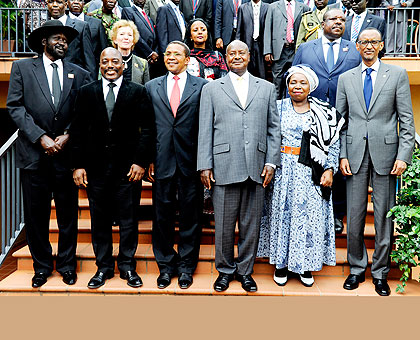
[52,197,153,208]
[0,271,419,296]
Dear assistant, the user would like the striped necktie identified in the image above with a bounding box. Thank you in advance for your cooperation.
[351,15,361,43]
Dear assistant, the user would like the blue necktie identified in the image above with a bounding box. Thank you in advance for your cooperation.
[327,42,335,72]
[363,68,373,111]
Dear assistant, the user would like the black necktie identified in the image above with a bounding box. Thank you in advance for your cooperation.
[51,63,61,109]
[105,82,117,121]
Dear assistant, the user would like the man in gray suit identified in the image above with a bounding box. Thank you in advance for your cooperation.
[198,40,281,292]
[263,0,310,97]
[336,28,415,296]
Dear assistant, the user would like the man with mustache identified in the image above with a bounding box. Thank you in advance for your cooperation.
[293,8,361,235]
[7,20,90,288]
[70,47,154,289]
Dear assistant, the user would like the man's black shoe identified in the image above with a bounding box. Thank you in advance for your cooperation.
[343,273,365,290]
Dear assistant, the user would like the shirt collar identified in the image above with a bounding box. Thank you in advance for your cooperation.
[168,1,178,9]
[354,10,367,20]
[168,69,188,81]
[252,1,261,8]
[321,35,341,46]
[102,75,123,89]
[228,71,249,82]
[361,59,380,73]
[69,12,84,21]
[133,4,144,12]
[57,14,67,25]
[43,53,63,69]
[283,0,295,6]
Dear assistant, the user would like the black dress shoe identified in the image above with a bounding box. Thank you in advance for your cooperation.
[120,270,143,288]
[373,278,391,296]
[334,218,344,234]
[343,273,365,290]
[32,272,50,288]
[213,273,234,292]
[157,273,173,289]
[178,273,193,289]
[236,274,257,292]
[62,270,77,285]
[87,271,114,289]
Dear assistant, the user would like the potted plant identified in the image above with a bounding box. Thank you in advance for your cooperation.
[388,147,420,293]
[0,0,19,54]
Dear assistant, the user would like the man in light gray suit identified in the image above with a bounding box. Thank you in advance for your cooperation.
[336,28,415,296]
[197,40,281,293]
[263,0,310,98]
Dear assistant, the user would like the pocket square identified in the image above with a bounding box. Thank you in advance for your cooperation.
[68,73,74,79]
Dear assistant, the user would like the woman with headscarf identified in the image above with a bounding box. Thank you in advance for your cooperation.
[257,64,345,287]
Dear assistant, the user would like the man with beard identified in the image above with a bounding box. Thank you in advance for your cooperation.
[71,47,154,289]
[68,0,108,74]
[7,20,90,288]
[46,0,96,79]
[293,8,361,234]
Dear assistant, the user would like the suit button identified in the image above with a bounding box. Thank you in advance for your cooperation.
[245,141,249,144]
[109,128,112,132]
[328,77,331,81]
[54,117,58,121]
[367,119,370,122]
[244,125,248,129]
[363,137,367,140]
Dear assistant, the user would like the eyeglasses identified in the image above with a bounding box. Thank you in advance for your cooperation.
[357,40,382,47]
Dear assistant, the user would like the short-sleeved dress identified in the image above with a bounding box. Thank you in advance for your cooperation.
[257,98,338,274]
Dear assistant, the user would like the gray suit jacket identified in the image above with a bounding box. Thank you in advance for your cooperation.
[336,62,415,175]
[197,74,281,185]
[145,0,167,24]
[263,1,310,60]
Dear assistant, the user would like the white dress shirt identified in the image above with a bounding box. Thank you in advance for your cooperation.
[167,70,188,102]
[102,75,123,102]
[361,59,380,89]
[168,1,186,39]
[69,12,85,21]
[57,14,68,26]
[229,71,249,108]
[252,0,261,40]
[43,53,63,105]
[350,10,367,40]
[322,35,341,64]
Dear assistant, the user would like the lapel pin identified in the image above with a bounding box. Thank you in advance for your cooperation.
[383,75,386,77]
[134,63,139,67]
[68,73,74,78]
[343,47,349,52]
[367,19,371,23]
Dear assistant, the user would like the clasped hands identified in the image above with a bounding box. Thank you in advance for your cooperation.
[40,134,69,156]
[73,164,145,187]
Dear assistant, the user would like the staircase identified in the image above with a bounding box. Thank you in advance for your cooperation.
[1,183,420,296]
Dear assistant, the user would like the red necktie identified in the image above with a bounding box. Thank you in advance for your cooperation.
[142,10,154,32]
[170,75,180,117]
[286,1,294,43]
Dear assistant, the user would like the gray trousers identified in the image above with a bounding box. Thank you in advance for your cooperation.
[212,179,264,276]
[346,146,396,279]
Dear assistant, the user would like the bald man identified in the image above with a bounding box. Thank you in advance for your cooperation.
[197,40,281,292]
[71,47,154,289]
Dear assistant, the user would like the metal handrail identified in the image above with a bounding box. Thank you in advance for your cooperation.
[0,129,24,266]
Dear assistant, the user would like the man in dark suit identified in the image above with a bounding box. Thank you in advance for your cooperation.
[145,41,207,290]
[156,0,187,55]
[293,8,361,234]
[46,0,96,79]
[343,0,386,55]
[121,0,159,63]
[264,0,310,97]
[236,0,269,79]
[214,0,251,52]
[7,20,90,288]
[68,0,108,75]
[337,28,415,296]
[179,0,213,26]
[71,47,154,289]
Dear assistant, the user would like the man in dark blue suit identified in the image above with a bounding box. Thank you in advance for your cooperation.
[293,8,361,234]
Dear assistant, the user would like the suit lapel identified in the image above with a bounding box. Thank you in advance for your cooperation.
[134,7,154,33]
[228,0,235,15]
[57,61,74,112]
[178,73,197,111]
[359,13,371,34]
[350,65,366,114]
[313,39,329,74]
[220,76,243,109]
[278,1,287,19]
[157,75,173,116]
[168,5,182,33]
[368,63,390,112]
[246,3,253,25]
[93,80,109,122]
[331,40,349,73]
[244,75,259,109]
[294,2,303,21]
[112,80,130,122]
[32,58,55,112]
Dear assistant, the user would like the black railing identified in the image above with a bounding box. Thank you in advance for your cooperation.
[1,7,420,57]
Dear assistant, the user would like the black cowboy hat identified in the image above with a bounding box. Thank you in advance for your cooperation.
[28,20,79,54]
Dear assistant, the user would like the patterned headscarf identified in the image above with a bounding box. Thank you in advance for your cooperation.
[286,64,319,93]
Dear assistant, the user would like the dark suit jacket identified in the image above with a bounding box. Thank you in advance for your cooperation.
[236,1,269,49]
[156,4,186,55]
[145,73,207,179]
[64,17,96,81]
[6,56,90,170]
[293,38,361,106]
[83,15,108,73]
[215,0,251,45]
[70,79,155,174]
[343,12,386,44]
[179,0,213,25]
[121,6,158,59]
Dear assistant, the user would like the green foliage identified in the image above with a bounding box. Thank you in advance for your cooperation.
[389,148,420,293]
[0,1,19,40]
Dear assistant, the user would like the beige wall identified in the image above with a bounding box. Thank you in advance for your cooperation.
[410,85,420,135]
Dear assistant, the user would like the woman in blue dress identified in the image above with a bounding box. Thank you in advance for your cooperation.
[257,65,344,287]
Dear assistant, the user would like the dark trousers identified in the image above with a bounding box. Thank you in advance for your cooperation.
[21,157,78,275]
[152,171,202,275]
[86,165,142,273]
[332,172,347,220]
[271,45,295,99]
[249,39,265,79]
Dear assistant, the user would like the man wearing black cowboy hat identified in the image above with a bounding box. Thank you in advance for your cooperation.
[7,20,90,288]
